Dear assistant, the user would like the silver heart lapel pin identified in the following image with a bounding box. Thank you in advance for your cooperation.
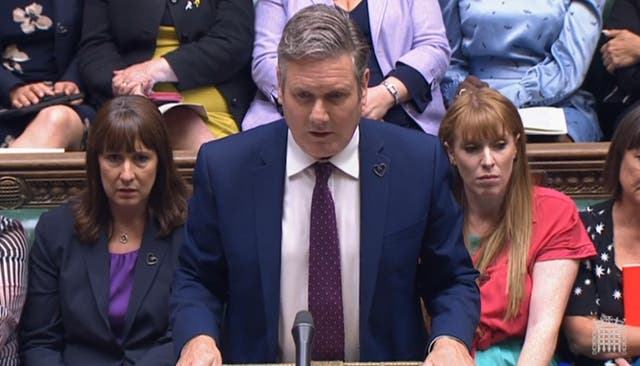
[373,163,387,177]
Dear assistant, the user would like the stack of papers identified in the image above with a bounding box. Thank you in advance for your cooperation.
[518,107,568,135]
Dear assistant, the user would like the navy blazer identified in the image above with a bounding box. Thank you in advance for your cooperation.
[171,119,480,363]
[20,203,182,366]
[0,0,84,107]
[77,0,255,125]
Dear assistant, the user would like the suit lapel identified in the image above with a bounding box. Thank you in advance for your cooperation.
[367,0,388,46]
[121,221,169,338]
[253,123,288,358]
[358,122,390,330]
[83,234,111,331]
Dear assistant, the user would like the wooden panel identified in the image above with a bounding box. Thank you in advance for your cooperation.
[527,142,609,199]
[0,151,195,209]
[0,143,610,209]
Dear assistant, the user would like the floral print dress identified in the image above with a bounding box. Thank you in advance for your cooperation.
[0,1,92,147]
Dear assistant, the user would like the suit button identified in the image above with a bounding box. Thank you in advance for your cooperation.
[231,98,238,106]
[170,0,178,4]
[56,22,68,34]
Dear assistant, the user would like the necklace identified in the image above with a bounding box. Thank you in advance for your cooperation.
[119,233,128,245]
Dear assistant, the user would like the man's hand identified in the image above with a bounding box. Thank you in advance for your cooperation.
[9,82,55,108]
[601,29,640,73]
[53,81,83,105]
[176,335,222,366]
[423,336,475,366]
[456,75,488,98]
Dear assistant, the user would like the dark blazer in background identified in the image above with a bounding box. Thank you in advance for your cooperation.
[607,0,640,97]
[171,119,480,363]
[20,203,183,366]
[77,0,255,125]
[0,0,84,107]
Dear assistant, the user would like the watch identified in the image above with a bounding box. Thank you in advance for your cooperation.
[382,80,400,105]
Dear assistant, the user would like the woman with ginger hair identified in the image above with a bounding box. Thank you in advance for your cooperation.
[439,87,596,365]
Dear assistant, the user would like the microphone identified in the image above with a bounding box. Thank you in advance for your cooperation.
[291,310,315,366]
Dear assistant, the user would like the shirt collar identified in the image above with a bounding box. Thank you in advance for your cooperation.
[286,127,360,179]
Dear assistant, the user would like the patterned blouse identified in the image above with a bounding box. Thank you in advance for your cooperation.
[565,199,639,365]
[0,216,29,366]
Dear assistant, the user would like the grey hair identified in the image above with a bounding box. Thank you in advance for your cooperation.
[277,4,370,88]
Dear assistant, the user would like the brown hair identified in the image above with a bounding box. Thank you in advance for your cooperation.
[439,88,533,319]
[604,104,640,200]
[73,95,189,242]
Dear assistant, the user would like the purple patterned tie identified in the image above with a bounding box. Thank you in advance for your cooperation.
[308,162,345,361]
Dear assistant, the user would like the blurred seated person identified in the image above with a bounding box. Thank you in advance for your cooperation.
[0,0,93,149]
[242,0,450,135]
[588,0,640,139]
[439,88,596,365]
[563,104,640,366]
[439,0,603,142]
[77,0,255,150]
[19,95,189,365]
[0,215,28,366]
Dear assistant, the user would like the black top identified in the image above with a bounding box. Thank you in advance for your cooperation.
[565,199,639,365]
[77,0,256,126]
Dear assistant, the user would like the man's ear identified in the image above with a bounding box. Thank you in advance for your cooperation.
[276,67,283,103]
[361,68,370,105]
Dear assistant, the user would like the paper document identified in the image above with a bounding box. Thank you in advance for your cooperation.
[157,103,208,122]
[0,148,65,154]
[517,107,568,135]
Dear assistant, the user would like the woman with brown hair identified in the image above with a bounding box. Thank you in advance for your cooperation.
[439,87,596,365]
[20,95,189,365]
[563,104,640,366]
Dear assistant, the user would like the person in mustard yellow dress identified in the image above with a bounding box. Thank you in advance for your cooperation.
[77,0,255,150]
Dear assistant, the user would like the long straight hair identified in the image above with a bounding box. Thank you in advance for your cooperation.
[439,88,533,319]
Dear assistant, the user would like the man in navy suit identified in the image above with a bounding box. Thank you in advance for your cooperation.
[171,5,479,366]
